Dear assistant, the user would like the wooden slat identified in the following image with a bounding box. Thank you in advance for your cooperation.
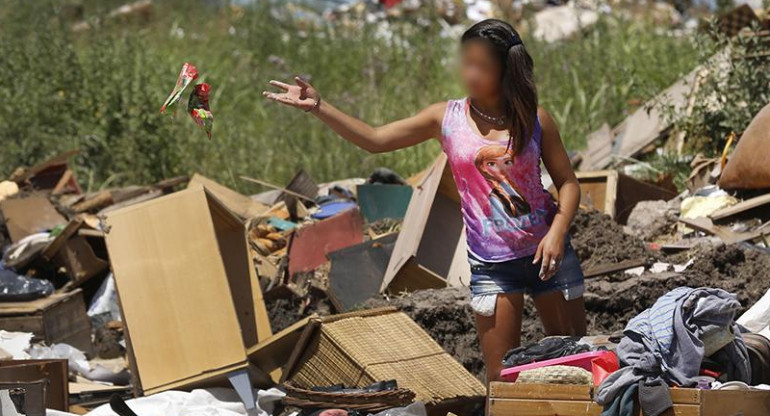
[710,193,770,221]
[489,383,702,405]
[701,389,770,416]
[490,399,700,416]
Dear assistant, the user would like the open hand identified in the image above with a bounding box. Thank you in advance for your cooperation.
[262,77,320,112]
[533,229,566,281]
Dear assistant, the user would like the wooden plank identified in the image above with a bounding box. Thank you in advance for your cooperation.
[490,399,700,416]
[710,193,770,221]
[42,218,84,260]
[679,217,770,244]
[489,382,701,405]
[701,389,770,416]
[583,258,649,278]
[490,383,591,401]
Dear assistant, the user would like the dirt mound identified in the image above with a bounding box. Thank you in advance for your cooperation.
[570,210,656,270]
[265,292,334,333]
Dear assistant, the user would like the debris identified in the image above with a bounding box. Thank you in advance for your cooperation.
[532,4,599,43]
[0,193,67,243]
[8,150,82,196]
[711,192,770,222]
[0,290,93,354]
[720,103,770,190]
[625,200,679,241]
[357,183,413,222]
[189,173,268,220]
[0,181,19,202]
[569,210,655,271]
[327,233,398,311]
[382,154,470,293]
[103,187,271,395]
[0,331,33,359]
[0,359,69,411]
[286,207,363,277]
[0,268,54,302]
[583,258,651,279]
[281,308,486,407]
[555,170,677,224]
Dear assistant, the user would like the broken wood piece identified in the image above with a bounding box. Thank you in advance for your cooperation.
[678,216,770,245]
[710,193,770,222]
[583,258,651,278]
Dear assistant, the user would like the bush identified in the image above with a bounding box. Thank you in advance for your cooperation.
[0,0,700,191]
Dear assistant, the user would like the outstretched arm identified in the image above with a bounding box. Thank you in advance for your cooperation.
[263,77,445,153]
[533,107,581,279]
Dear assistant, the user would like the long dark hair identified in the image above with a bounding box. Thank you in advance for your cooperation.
[461,19,538,154]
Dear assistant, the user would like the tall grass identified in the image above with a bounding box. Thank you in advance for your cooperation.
[0,0,700,191]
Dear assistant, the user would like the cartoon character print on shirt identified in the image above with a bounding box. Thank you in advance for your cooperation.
[474,144,531,221]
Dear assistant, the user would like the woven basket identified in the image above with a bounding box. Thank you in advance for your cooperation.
[516,365,593,385]
[282,382,415,413]
[282,308,485,405]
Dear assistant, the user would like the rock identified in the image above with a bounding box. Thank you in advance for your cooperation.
[626,200,679,241]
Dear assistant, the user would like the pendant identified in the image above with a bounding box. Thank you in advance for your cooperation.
[497,119,505,126]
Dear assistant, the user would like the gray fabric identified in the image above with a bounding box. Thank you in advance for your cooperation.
[600,383,637,416]
[638,378,672,416]
[596,287,751,406]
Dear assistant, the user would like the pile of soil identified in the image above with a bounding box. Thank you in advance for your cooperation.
[569,210,656,270]
[265,291,334,332]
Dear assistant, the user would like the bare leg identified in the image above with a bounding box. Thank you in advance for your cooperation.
[533,291,587,336]
[475,293,525,384]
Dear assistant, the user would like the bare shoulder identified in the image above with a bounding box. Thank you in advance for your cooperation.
[423,101,449,123]
[537,106,558,132]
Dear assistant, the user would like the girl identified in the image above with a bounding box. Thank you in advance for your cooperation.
[263,18,587,383]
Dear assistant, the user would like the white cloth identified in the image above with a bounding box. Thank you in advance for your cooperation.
[46,388,286,416]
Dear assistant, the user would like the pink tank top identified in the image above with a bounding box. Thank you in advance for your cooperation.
[440,98,557,262]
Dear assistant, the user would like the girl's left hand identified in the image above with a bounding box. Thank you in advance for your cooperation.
[533,230,566,281]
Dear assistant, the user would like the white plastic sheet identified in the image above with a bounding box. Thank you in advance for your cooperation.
[46,388,287,416]
[738,288,770,340]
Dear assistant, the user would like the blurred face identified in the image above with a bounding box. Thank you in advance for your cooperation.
[460,39,502,99]
[482,153,513,182]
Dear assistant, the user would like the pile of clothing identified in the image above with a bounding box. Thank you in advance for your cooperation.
[597,287,756,416]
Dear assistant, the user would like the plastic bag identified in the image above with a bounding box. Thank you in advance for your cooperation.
[0,268,54,302]
[368,402,427,416]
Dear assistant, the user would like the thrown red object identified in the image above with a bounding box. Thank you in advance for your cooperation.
[188,83,213,140]
[287,207,364,277]
[160,62,199,114]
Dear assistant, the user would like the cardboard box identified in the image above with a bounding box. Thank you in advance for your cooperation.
[489,382,770,416]
[103,187,272,395]
[0,359,68,411]
[0,290,92,355]
[552,170,677,225]
[188,173,268,220]
[282,308,486,406]
[382,154,470,293]
[0,193,67,242]
[286,207,363,277]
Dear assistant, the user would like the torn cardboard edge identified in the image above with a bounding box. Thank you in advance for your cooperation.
[247,316,315,385]
[188,173,269,220]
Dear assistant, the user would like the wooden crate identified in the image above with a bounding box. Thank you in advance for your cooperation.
[489,382,770,416]
[0,290,92,355]
[549,170,677,224]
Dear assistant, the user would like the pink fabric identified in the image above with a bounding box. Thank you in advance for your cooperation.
[440,98,557,262]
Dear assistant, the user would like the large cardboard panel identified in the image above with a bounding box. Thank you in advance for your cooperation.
[188,173,267,220]
[287,207,364,277]
[103,188,265,393]
[381,154,470,292]
[0,194,67,242]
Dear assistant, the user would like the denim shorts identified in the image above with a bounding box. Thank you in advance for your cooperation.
[468,239,585,301]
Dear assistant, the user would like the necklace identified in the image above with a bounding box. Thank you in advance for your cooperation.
[469,100,506,126]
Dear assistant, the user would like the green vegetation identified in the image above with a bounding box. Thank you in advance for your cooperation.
[0,0,700,191]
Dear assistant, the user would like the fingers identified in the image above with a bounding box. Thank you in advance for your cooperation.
[294,76,311,89]
[533,241,544,265]
[268,80,292,91]
[539,251,552,280]
[262,91,296,107]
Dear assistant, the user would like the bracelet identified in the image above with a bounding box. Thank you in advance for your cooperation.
[306,96,321,113]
